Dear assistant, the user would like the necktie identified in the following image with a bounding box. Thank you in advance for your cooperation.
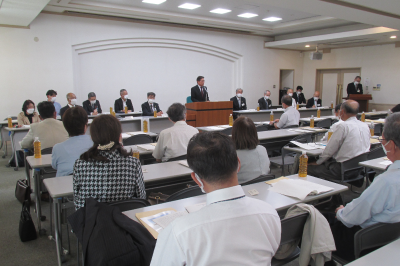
[201,87,204,97]
[150,104,153,111]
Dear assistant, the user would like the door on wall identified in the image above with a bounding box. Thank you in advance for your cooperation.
[316,68,361,106]
[279,69,294,104]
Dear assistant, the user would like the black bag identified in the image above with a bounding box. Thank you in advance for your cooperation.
[148,192,169,204]
[15,179,31,204]
[19,200,37,242]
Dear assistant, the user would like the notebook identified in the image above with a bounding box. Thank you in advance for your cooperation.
[136,208,177,239]
[268,179,333,200]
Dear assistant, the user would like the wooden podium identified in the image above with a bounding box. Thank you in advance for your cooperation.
[343,94,372,112]
[186,101,233,127]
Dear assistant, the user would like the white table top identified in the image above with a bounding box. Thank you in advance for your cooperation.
[299,115,337,122]
[121,131,158,139]
[345,238,400,266]
[234,107,332,114]
[0,119,18,125]
[5,126,30,131]
[123,174,348,222]
[257,128,327,141]
[43,161,193,198]
[197,125,232,132]
[359,157,391,171]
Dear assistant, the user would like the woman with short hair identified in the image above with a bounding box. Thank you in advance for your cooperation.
[73,115,146,209]
[232,116,270,184]
[17,100,40,126]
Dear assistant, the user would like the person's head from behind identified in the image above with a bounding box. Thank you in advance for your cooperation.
[88,92,96,104]
[46,90,57,102]
[37,101,56,120]
[287,89,293,97]
[22,100,36,115]
[340,100,359,121]
[147,92,156,103]
[334,103,342,117]
[187,132,239,193]
[167,103,186,123]
[120,89,128,100]
[313,91,320,100]
[382,113,400,162]
[66,93,77,106]
[354,76,361,83]
[264,90,271,98]
[296,86,303,94]
[196,76,205,87]
[232,117,259,150]
[281,95,292,109]
[63,106,88,137]
[81,115,132,161]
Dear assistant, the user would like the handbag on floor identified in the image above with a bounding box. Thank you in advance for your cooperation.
[19,200,37,242]
[15,179,31,204]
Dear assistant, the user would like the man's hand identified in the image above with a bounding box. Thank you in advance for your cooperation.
[274,119,280,123]
[269,121,273,125]
[128,110,132,113]
[312,105,316,108]
[93,109,98,115]
[157,111,163,117]
[335,205,345,213]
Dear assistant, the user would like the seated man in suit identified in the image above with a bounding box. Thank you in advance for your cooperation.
[258,90,272,110]
[141,92,163,116]
[293,86,306,104]
[82,92,102,115]
[114,89,134,113]
[308,100,370,182]
[346,76,363,97]
[46,90,62,116]
[392,104,400,113]
[324,113,400,265]
[287,88,296,107]
[230,88,247,119]
[270,95,300,129]
[152,103,198,162]
[21,101,69,150]
[150,132,281,266]
[191,76,209,102]
[306,91,322,108]
[52,106,93,177]
[60,93,80,120]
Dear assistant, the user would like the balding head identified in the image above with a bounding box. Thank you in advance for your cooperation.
[287,89,293,96]
[340,100,359,121]
[66,93,76,105]
[314,91,320,98]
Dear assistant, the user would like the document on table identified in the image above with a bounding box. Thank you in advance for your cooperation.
[137,144,156,151]
[185,202,206,213]
[178,160,189,167]
[218,125,231,129]
[22,125,30,128]
[139,210,176,233]
[153,211,188,229]
[206,126,224,130]
[290,141,326,150]
[268,179,334,200]
[379,161,392,166]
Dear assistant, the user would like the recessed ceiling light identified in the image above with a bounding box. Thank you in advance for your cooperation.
[305,45,310,48]
[142,0,166,4]
[390,35,397,39]
[238,13,258,18]
[210,8,231,14]
[179,3,201,10]
[263,17,282,22]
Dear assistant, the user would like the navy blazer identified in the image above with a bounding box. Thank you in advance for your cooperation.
[82,100,102,115]
[141,102,161,116]
[114,98,134,113]
[293,93,306,104]
[258,97,272,110]
[191,85,209,102]
[347,82,363,97]
[306,97,322,108]
[230,96,247,119]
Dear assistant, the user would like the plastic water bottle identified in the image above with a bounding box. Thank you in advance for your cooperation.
[310,115,315,128]
[229,114,233,126]
[317,108,321,118]
[296,103,299,110]
[34,137,41,159]
[7,116,12,128]
[331,101,334,108]
[369,122,375,136]
[361,111,365,122]
[270,111,274,122]
[143,120,148,133]
[124,106,128,114]
[298,151,308,178]
[257,106,260,111]
[153,110,157,117]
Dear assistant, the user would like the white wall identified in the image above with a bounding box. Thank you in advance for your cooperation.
[0,13,304,118]
[281,70,294,90]
[301,44,400,107]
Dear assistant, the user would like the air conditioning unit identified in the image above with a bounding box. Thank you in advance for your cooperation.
[309,51,323,60]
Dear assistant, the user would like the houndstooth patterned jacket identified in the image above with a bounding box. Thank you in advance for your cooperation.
[73,149,146,209]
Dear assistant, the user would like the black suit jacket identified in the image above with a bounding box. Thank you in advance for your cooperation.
[60,105,81,120]
[306,98,322,108]
[258,97,272,110]
[82,100,102,115]
[67,198,156,266]
[191,85,209,102]
[141,102,161,116]
[347,82,363,96]
[230,96,247,119]
[293,93,306,104]
[114,98,134,113]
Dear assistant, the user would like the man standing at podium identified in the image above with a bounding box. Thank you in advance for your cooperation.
[191,76,210,102]
[347,76,363,97]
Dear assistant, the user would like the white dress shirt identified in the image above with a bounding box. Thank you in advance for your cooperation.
[317,116,370,164]
[322,119,343,140]
[276,106,300,129]
[150,185,281,266]
[237,96,241,106]
[337,160,400,228]
[152,121,199,161]
[292,98,296,108]
[122,99,127,110]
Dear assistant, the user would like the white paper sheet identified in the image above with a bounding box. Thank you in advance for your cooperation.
[153,211,188,229]
[205,126,224,130]
[269,179,333,200]
[140,211,176,232]
[290,141,326,150]
[185,202,206,213]
[137,144,156,151]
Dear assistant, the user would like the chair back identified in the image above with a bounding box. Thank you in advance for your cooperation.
[220,127,232,136]
[41,147,53,155]
[280,213,309,245]
[166,186,203,202]
[354,221,400,259]
[241,174,275,186]
[4,116,17,120]
[316,118,332,129]
[367,146,385,160]
[331,119,339,125]
[340,152,369,182]
[167,154,187,162]
[186,96,193,103]
[123,134,153,146]
[256,125,270,132]
[373,123,383,136]
[282,124,299,129]
[107,198,151,212]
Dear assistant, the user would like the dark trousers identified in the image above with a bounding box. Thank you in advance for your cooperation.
[308,159,342,180]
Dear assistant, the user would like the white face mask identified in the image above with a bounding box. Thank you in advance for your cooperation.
[148,99,155,104]
[195,173,205,193]
[288,93,293,96]
[27,108,34,114]
[236,93,243,98]
[314,97,319,101]
[51,97,56,103]
[124,94,129,100]
[70,99,77,106]
[90,100,96,105]
[265,96,269,100]
[354,81,359,85]
[297,91,301,95]
[382,140,391,155]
